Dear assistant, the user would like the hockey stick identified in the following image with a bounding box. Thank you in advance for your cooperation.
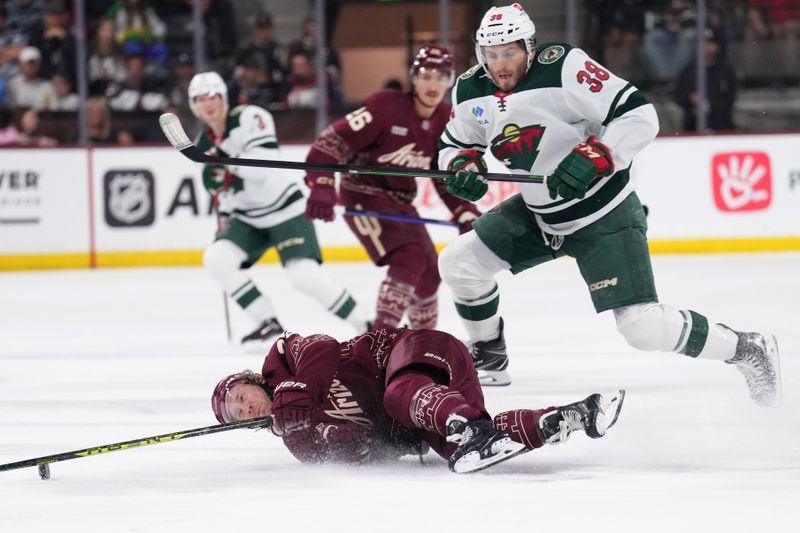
[222,291,232,341]
[0,416,273,477]
[216,214,233,342]
[344,208,459,228]
[159,113,544,184]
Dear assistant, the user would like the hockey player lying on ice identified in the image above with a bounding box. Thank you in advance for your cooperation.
[212,327,624,473]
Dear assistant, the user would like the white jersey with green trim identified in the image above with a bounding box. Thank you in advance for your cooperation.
[438,43,659,235]
[198,105,305,229]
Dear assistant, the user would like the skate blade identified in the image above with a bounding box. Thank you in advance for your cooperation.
[476,369,512,387]
[593,389,626,438]
[451,439,528,474]
[765,335,782,408]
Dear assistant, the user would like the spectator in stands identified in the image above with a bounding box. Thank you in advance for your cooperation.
[285,50,340,109]
[384,78,403,90]
[51,70,78,110]
[674,29,737,131]
[15,107,57,146]
[229,55,277,109]
[107,53,168,111]
[0,104,20,145]
[85,95,134,145]
[234,12,287,104]
[106,0,167,64]
[88,18,126,96]
[5,0,44,44]
[164,52,196,126]
[8,46,56,110]
[202,0,237,70]
[643,1,695,83]
[29,0,74,79]
[287,15,341,101]
[1,4,27,82]
[747,0,800,40]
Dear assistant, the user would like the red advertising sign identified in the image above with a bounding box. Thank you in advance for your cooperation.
[712,152,772,212]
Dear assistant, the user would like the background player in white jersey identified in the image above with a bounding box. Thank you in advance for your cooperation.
[189,72,369,350]
[436,4,780,407]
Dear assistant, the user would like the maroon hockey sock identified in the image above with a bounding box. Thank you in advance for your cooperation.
[384,372,482,436]
[374,277,414,329]
[407,293,438,330]
[493,408,557,450]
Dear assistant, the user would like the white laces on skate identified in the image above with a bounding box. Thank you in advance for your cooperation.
[556,410,583,443]
[726,333,780,407]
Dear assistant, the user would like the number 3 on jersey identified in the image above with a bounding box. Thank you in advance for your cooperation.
[576,61,609,93]
[346,106,373,131]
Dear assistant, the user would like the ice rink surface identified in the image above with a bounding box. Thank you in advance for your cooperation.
[1,252,798,533]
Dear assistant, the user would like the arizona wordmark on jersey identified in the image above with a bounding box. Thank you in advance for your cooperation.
[438,42,659,235]
[196,105,305,228]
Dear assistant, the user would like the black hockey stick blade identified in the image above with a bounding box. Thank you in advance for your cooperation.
[158,113,544,184]
[0,416,273,475]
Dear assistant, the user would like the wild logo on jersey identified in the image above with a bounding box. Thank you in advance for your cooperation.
[490,123,546,171]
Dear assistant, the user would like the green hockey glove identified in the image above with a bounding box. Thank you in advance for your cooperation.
[445,150,489,202]
[547,136,614,200]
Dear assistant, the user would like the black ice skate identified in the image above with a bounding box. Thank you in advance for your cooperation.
[470,318,511,387]
[723,327,781,407]
[445,415,528,474]
[241,318,284,352]
[539,390,626,445]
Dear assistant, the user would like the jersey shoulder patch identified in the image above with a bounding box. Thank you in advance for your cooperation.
[537,44,567,64]
[458,64,483,81]
[516,42,575,92]
[455,67,495,105]
[534,42,574,66]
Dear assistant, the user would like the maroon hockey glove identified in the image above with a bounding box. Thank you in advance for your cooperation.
[271,380,316,435]
[304,174,338,222]
[547,136,614,201]
[318,423,374,463]
[451,204,481,234]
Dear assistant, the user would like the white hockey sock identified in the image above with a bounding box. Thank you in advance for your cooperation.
[464,315,503,343]
[697,322,738,361]
[614,303,737,360]
[204,240,276,323]
[439,232,510,343]
[284,258,368,330]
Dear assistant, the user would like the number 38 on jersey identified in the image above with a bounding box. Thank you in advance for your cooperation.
[576,61,609,93]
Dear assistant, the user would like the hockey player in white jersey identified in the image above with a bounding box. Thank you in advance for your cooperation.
[436,4,780,406]
[189,72,369,350]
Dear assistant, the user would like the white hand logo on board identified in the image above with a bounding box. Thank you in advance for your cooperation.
[716,154,769,210]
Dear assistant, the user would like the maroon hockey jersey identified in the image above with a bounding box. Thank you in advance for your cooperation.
[306,89,473,213]
[261,328,481,464]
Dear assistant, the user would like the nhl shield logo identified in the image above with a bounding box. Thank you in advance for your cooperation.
[104,170,155,227]
[490,123,546,171]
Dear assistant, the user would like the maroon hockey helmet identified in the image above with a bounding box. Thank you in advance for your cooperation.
[410,44,454,80]
[211,370,259,423]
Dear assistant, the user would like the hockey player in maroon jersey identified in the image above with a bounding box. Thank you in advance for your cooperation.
[211,328,624,473]
[303,45,482,331]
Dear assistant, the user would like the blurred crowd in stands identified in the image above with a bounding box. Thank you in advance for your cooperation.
[0,0,344,146]
[0,0,798,147]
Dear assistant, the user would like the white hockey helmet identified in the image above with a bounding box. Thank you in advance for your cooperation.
[475,3,537,85]
[188,71,229,118]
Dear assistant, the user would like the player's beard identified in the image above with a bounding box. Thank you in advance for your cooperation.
[492,61,528,91]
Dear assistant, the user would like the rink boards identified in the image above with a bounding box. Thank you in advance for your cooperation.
[1,133,799,270]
